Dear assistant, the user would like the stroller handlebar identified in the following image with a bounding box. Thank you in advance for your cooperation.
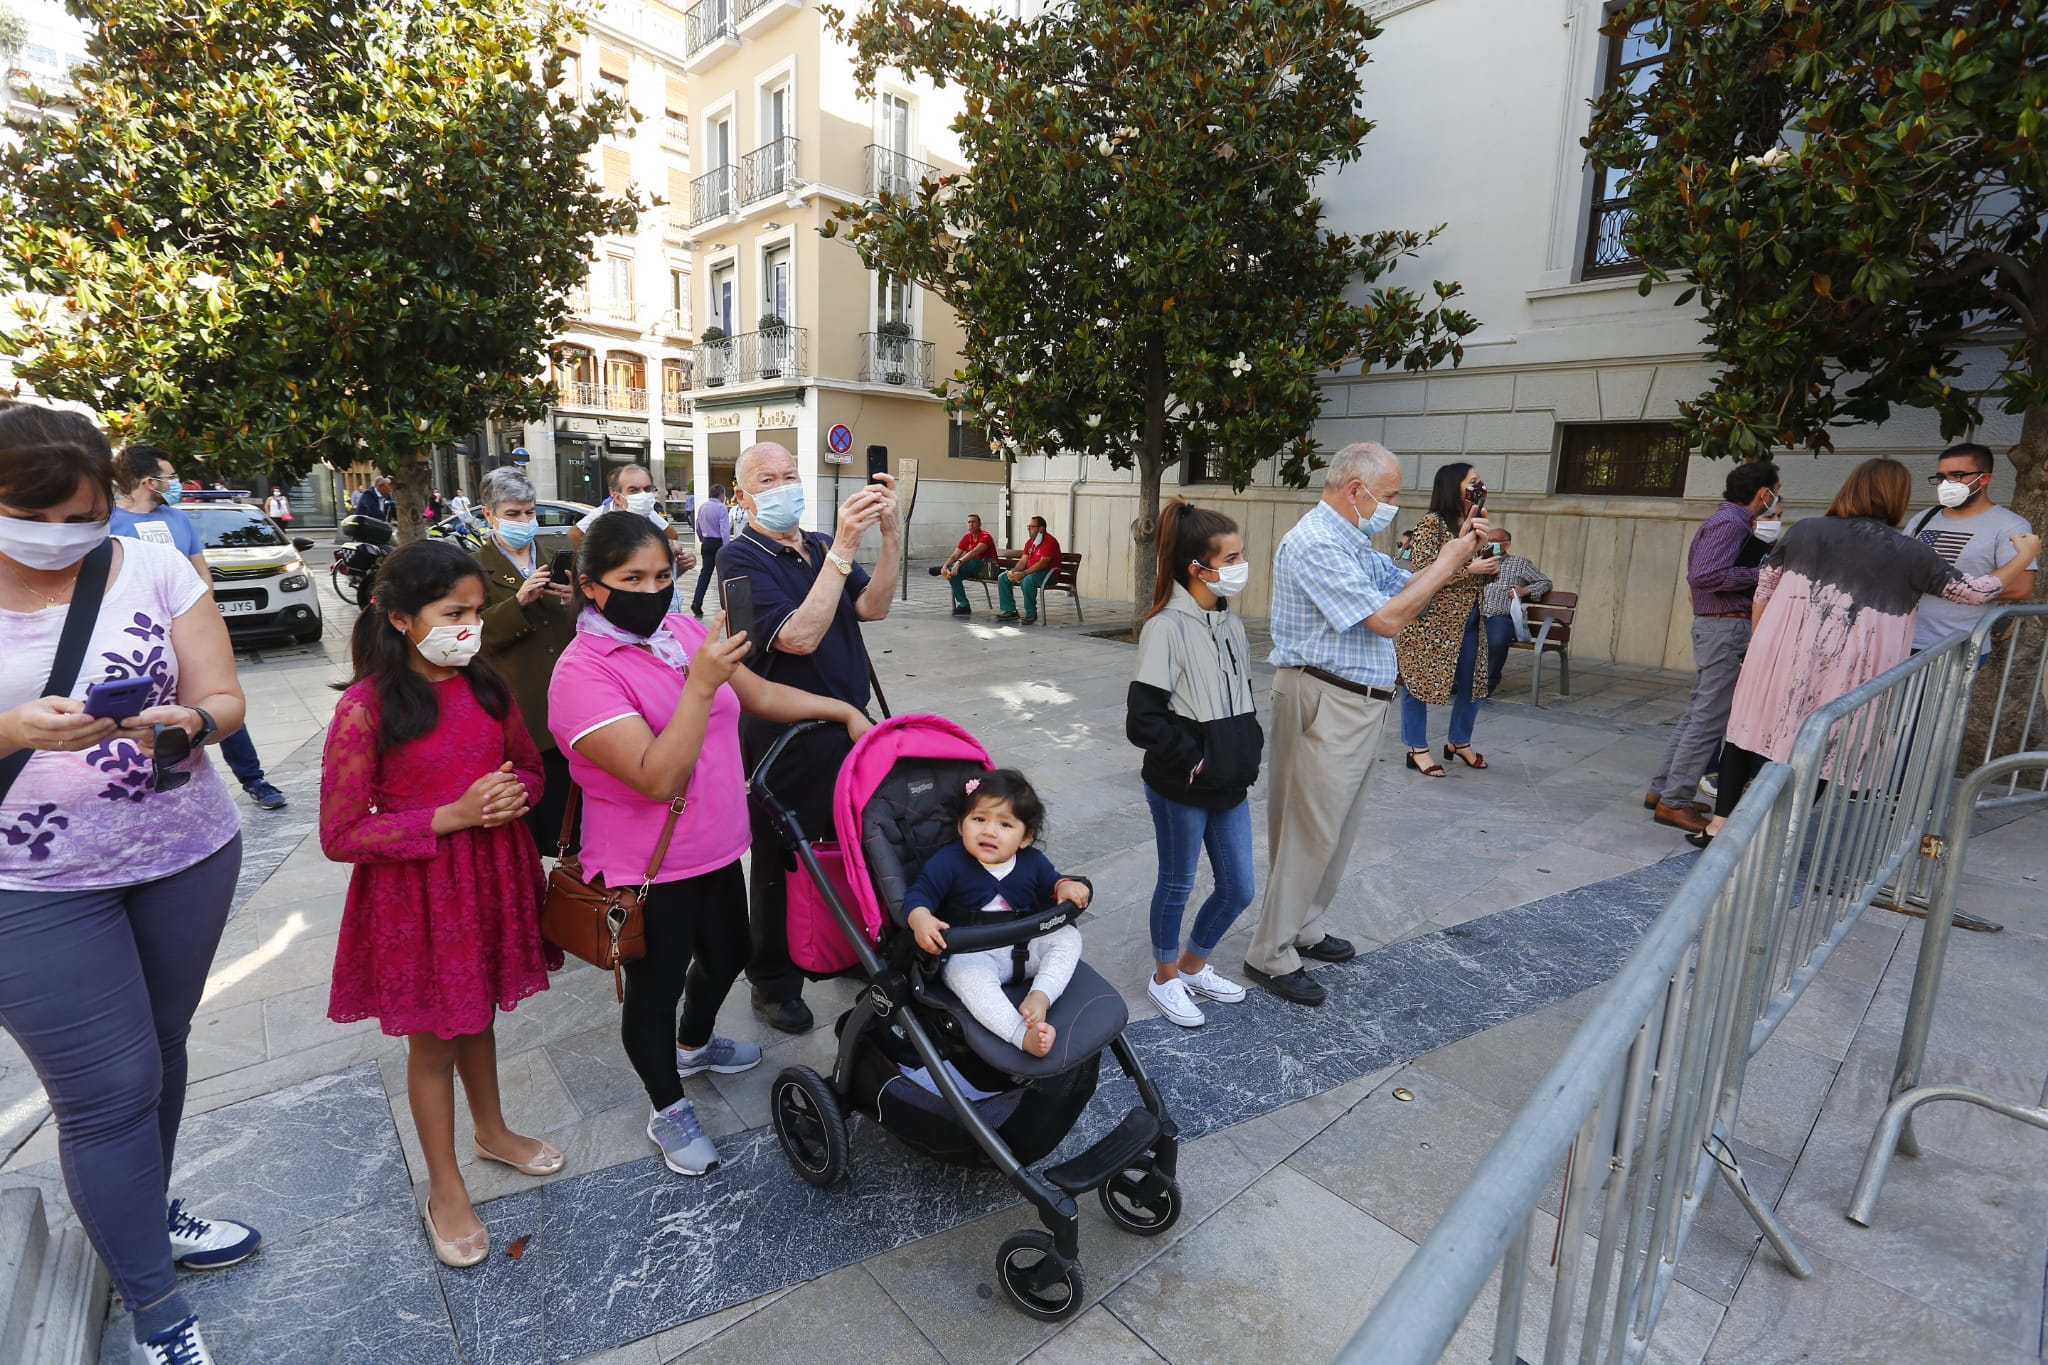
[933,902,1083,958]
[747,718,834,812]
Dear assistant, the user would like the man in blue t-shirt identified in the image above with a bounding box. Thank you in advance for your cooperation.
[113,446,289,810]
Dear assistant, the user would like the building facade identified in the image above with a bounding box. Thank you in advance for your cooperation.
[668,0,1006,555]
[1010,0,2023,666]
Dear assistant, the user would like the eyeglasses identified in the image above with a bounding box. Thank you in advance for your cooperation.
[1928,470,1987,484]
[151,724,193,793]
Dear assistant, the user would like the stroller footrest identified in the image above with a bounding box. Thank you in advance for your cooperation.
[1044,1109,1163,1196]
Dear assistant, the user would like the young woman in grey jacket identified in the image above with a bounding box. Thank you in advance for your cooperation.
[1125,501,1264,1027]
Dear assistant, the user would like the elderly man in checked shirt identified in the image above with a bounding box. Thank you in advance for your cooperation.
[1645,460,1782,836]
[1478,530,1553,693]
[1247,442,1494,1007]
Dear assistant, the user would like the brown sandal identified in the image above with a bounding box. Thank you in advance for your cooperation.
[1405,748,1446,777]
[1444,743,1488,770]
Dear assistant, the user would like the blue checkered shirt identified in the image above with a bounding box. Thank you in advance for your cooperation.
[1268,501,1410,687]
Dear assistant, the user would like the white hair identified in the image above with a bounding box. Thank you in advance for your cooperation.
[1323,442,1400,491]
[478,465,536,511]
[735,441,795,488]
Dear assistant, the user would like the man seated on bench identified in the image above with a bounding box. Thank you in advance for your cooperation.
[996,515,1062,624]
[1479,530,1552,692]
[936,512,1000,618]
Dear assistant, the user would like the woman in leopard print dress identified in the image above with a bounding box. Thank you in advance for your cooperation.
[1394,464,1501,776]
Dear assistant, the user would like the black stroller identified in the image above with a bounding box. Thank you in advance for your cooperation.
[749,714,1181,1321]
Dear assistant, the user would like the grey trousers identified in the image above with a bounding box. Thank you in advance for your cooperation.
[1246,669,1391,977]
[1651,615,1753,805]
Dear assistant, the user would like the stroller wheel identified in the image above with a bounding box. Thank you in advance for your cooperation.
[994,1231,1084,1322]
[1098,1168,1182,1237]
[772,1066,849,1188]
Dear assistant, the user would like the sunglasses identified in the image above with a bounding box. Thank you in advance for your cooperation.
[1927,470,1987,484]
[151,724,193,793]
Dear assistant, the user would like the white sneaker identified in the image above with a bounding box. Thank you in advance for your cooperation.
[1698,774,1719,801]
[131,1315,214,1365]
[1179,964,1247,1004]
[1147,976,1205,1028]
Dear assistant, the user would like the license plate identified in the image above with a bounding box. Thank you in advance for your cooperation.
[218,599,259,615]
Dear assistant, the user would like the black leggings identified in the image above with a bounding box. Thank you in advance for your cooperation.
[1714,742,1770,819]
[620,859,750,1111]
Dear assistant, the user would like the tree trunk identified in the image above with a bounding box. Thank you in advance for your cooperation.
[1129,332,1167,634]
[391,449,433,545]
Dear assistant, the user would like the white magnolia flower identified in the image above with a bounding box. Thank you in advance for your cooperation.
[1095,136,1113,156]
[1742,146,1792,169]
[1015,368,1034,383]
[188,271,223,291]
[1084,413,1101,428]
[1227,352,1250,377]
[1114,125,1138,142]
[364,168,381,184]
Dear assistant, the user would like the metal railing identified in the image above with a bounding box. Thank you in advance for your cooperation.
[688,165,734,226]
[1345,601,2048,1363]
[663,113,690,146]
[864,144,937,199]
[856,332,934,387]
[692,326,808,386]
[682,0,736,57]
[557,380,649,412]
[738,136,798,205]
[662,390,689,417]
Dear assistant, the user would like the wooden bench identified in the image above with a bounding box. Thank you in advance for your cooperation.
[1507,590,1576,706]
[967,550,1086,622]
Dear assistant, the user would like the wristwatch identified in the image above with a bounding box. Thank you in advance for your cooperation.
[825,550,853,576]
[189,705,218,747]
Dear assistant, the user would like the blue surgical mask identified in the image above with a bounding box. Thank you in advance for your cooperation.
[750,483,805,533]
[159,479,184,506]
[1352,491,1397,538]
[493,517,538,549]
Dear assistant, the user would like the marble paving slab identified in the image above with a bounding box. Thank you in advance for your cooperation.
[441,850,1697,1364]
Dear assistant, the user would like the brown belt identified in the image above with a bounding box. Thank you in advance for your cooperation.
[1303,666,1395,702]
[1700,610,1751,620]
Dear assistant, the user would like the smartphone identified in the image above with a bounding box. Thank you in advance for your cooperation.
[865,444,889,484]
[82,676,156,721]
[722,575,754,648]
[1468,482,1488,511]
[548,550,576,585]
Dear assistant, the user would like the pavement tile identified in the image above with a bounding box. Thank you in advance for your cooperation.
[1730,1034,1837,1162]
[1022,1305,1165,1363]
[1822,1020,2048,1187]
[1410,1004,1585,1113]
[181,999,269,1084]
[672,1265,943,1363]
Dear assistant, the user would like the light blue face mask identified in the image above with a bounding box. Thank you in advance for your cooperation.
[493,516,538,549]
[1352,490,1397,538]
[750,482,805,533]
[159,479,184,506]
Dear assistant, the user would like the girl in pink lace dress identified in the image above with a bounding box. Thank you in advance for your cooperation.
[320,540,565,1269]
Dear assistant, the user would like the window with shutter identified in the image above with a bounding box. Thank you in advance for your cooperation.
[603,148,633,197]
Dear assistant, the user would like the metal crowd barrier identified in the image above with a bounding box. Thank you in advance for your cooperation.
[1342,602,2048,1364]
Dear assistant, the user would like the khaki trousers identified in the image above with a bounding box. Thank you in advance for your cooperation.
[1246,668,1391,976]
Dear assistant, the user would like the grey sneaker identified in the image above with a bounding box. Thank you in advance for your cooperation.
[647,1099,720,1176]
[675,1035,762,1078]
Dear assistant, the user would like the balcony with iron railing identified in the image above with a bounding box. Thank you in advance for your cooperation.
[663,113,690,147]
[737,137,798,207]
[864,144,939,200]
[662,390,690,417]
[735,0,800,34]
[693,326,810,388]
[856,331,935,388]
[689,164,735,226]
[681,0,738,68]
[558,380,650,412]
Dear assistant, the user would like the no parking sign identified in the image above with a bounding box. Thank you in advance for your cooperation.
[825,424,854,463]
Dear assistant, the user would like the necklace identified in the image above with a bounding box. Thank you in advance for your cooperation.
[0,560,76,610]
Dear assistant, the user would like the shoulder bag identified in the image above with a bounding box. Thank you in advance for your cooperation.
[0,539,115,807]
[539,784,681,1002]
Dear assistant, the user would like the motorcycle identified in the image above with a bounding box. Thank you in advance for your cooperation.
[426,509,489,554]
[331,513,394,607]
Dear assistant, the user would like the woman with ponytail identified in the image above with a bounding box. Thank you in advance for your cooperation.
[1124,500,1264,1027]
[320,539,562,1269]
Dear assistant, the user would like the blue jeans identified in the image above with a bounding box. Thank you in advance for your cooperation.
[1400,613,1480,749]
[1143,786,1255,964]
[218,726,265,787]
[1483,614,1518,693]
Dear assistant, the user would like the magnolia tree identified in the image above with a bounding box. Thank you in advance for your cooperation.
[0,0,639,540]
[1585,0,2048,556]
[823,0,1476,618]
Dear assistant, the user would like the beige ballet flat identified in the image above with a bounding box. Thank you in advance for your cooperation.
[473,1137,566,1177]
[422,1195,489,1268]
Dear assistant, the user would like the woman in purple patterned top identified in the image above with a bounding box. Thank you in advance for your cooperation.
[1697,458,2040,844]
[0,407,262,1365]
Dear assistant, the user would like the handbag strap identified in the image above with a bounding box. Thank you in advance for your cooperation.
[556,781,582,858]
[637,796,688,895]
[867,662,893,720]
[0,538,115,807]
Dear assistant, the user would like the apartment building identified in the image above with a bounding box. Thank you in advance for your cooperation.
[671,0,1006,555]
[1009,0,2021,666]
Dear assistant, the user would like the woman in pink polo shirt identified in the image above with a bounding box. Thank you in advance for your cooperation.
[548,512,870,1178]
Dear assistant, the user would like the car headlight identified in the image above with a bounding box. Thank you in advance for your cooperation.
[281,558,304,574]
[279,573,310,592]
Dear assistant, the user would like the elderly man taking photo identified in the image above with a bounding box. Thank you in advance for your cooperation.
[718,442,900,1033]
[1247,442,1494,1006]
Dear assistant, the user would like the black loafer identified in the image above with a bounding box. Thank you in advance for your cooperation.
[1299,935,1356,964]
[951,606,972,617]
[1244,964,1326,1007]
[750,991,813,1034]
[995,611,1020,622]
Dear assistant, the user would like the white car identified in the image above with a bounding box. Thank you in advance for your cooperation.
[183,502,325,645]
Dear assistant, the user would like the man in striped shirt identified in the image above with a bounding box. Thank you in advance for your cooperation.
[1249,442,1492,1006]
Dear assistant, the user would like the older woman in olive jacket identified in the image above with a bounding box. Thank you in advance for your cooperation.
[473,466,580,848]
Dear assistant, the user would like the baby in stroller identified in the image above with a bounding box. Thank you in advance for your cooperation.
[903,770,1094,1058]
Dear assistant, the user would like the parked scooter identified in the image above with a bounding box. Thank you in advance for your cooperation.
[331,513,393,607]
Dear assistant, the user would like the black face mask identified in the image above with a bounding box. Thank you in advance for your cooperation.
[596,583,671,638]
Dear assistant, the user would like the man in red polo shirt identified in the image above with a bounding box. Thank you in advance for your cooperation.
[996,514,1061,623]
[938,513,1000,617]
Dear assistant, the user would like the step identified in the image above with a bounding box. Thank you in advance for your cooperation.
[0,1188,106,1365]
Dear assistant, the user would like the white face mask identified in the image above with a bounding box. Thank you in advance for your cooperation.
[0,514,110,571]
[1752,519,1783,544]
[414,623,482,668]
[1203,561,1251,597]
[624,490,659,516]
[1935,477,1980,510]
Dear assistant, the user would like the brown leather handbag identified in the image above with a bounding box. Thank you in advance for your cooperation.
[539,786,684,1002]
